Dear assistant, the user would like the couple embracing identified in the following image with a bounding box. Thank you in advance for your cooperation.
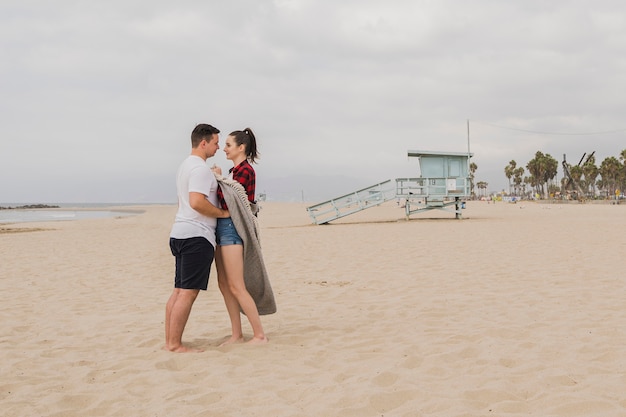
[164,123,276,353]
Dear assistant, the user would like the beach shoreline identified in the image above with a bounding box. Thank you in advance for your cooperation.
[0,206,149,227]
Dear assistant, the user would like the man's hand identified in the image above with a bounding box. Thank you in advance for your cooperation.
[189,192,229,218]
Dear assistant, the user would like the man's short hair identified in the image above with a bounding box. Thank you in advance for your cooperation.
[191,124,220,147]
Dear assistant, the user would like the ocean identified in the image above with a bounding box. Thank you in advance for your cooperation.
[0,203,154,224]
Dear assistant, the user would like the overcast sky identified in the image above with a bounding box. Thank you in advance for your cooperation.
[1,0,625,203]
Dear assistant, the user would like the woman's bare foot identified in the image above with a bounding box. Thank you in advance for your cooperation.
[163,344,204,353]
[218,335,245,347]
[246,335,269,345]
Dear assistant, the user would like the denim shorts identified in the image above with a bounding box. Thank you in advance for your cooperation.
[216,217,243,246]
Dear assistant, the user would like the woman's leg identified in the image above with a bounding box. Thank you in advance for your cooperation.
[220,244,268,343]
[215,246,244,345]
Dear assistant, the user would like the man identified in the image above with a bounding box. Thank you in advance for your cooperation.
[165,123,229,353]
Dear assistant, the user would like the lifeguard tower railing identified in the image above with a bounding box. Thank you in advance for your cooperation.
[306,177,470,224]
[396,177,470,219]
[396,177,470,200]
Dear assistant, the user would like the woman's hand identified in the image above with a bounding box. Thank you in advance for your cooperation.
[211,164,222,176]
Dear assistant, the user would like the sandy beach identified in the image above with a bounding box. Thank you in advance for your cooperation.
[2,200,625,416]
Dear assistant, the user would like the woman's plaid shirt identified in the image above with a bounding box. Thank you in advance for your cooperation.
[217,159,255,210]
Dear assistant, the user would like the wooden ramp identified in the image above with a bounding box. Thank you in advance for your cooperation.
[306,180,397,225]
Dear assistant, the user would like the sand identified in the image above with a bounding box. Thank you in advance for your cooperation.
[1,200,625,416]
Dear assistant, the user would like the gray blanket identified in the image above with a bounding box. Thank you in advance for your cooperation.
[216,175,277,315]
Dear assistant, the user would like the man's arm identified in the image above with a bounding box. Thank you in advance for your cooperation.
[189,192,229,218]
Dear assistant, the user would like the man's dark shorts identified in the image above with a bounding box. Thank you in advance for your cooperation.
[169,237,215,291]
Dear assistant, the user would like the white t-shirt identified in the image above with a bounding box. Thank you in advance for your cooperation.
[170,155,219,248]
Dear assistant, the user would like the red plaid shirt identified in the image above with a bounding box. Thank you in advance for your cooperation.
[217,160,255,210]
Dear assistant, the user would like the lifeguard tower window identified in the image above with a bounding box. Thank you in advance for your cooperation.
[417,153,467,178]
[449,159,461,177]
[421,157,444,177]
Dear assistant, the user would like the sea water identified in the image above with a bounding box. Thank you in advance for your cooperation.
[0,203,145,224]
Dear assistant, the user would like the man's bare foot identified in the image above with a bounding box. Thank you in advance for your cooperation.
[164,344,204,353]
[246,335,269,345]
[218,335,245,347]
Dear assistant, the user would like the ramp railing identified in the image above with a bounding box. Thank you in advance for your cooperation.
[306,180,397,225]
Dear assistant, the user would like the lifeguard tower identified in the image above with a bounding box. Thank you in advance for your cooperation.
[306,150,473,224]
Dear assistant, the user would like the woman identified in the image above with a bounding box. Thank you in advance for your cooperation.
[213,128,269,345]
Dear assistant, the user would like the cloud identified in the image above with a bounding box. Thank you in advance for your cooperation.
[1,0,625,203]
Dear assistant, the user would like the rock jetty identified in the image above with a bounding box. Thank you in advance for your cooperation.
[0,204,61,210]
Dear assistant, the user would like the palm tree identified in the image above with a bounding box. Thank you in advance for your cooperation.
[469,162,478,198]
[582,155,598,198]
[476,181,488,198]
[526,151,558,199]
[513,166,525,196]
[524,176,534,198]
[569,165,584,195]
[599,156,621,197]
[544,154,559,195]
[504,160,516,194]
[620,150,626,194]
